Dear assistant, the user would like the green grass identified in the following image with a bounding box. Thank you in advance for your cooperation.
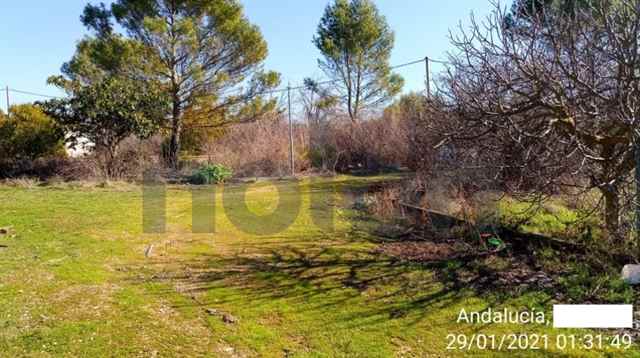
[496,196,603,241]
[0,176,636,357]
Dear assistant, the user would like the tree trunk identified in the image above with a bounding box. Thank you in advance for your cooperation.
[347,88,355,122]
[602,187,621,238]
[600,143,622,240]
[635,138,640,245]
[103,142,119,181]
[168,120,181,170]
[167,97,182,170]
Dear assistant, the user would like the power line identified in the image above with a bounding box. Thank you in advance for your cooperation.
[5,55,452,101]
[213,56,450,96]
[258,56,449,96]
[391,58,427,69]
[8,88,61,99]
[428,57,451,65]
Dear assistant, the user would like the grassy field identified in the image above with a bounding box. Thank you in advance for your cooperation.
[0,176,635,357]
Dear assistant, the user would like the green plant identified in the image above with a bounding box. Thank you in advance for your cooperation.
[0,104,65,162]
[45,70,168,179]
[487,236,504,248]
[189,164,233,185]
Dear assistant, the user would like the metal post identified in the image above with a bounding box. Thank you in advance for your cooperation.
[287,84,295,177]
[425,57,430,98]
[5,86,9,114]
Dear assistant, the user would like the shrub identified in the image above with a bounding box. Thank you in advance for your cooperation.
[202,104,414,177]
[89,135,165,181]
[0,104,65,163]
[189,164,233,185]
[204,117,310,177]
[328,117,411,173]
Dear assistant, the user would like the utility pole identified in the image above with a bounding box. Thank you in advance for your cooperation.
[425,57,430,98]
[5,86,9,114]
[287,83,295,177]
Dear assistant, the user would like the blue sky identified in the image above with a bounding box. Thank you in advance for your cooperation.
[0,1,500,111]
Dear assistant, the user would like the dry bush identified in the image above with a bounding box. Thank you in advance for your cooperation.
[54,158,98,181]
[2,177,40,188]
[301,87,417,173]
[55,135,165,182]
[306,114,412,174]
[330,117,411,173]
[204,117,310,177]
[365,179,427,223]
[0,134,165,182]
[0,157,68,179]
[366,175,498,230]
[367,184,405,219]
[95,135,165,181]
[194,95,418,177]
[405,96,557,199]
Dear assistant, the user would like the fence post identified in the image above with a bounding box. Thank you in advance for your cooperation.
[425,57,430,98]
[5,86,9,114]
[288,83,295,177]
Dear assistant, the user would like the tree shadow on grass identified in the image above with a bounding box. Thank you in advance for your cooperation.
[126,226,555,331]
[124,176,561,332]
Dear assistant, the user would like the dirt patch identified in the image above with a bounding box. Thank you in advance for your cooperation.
[467,255,556,290]
[377,241,461,262]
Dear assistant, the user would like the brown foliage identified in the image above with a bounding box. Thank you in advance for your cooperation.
[327,117,411,173]
[203,117,310,177]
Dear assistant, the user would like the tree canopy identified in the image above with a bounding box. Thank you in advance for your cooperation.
[512,0,597,16]
[80,0,281,168]
[313,0,403,121]
[506,0,605,27]
[46,75,167,147]
[43,26,169,177]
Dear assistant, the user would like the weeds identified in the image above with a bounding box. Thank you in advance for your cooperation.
[3,177,40,188]
[189,163,233,185]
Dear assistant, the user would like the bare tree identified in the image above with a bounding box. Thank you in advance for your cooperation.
[441,1,640,239]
